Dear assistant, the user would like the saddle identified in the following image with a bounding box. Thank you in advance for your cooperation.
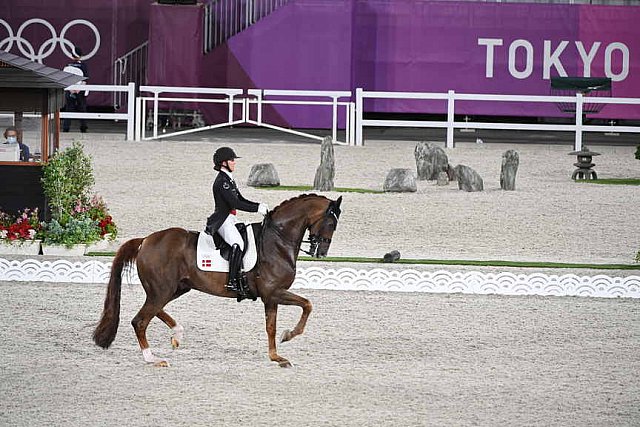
[196,223,260,272]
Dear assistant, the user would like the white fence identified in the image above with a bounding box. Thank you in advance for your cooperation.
[137,86,354,144]
[44,83,640,148]
[136,85,244,141]
[355,88,640,150]
[1,257,639,299]
[60,82,136,140]
[245,89,354,145]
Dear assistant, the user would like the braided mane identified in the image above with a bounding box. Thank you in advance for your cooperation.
[268,193,328,217]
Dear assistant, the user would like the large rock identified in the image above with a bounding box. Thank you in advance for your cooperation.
[383,169,417,192]
[414,141,449,180]
[313,136,335,191]
[500,150,519,191]
[247,163,280,187]
[454,164,483,192]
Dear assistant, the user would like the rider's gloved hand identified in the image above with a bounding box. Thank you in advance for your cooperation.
[258,203,269,216]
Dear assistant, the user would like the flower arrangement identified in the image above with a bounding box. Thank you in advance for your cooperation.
[0,208,42,243]
[40,142,118,248]
[85,195,118,239]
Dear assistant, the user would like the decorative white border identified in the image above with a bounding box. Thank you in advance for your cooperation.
[1,258,639,299]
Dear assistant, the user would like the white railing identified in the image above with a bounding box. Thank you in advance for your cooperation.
[113,41,148,110]
[137,86,355,144]
[355,88,640,150]
[136,86,245,141]
[246,89,354,145]
[60,83,136,140]
[203,0,290,53]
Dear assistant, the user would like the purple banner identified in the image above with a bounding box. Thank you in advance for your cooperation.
[200,0,640,125]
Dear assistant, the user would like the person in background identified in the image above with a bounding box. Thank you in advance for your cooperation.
[3,126,29,161]
[62,46,89,133]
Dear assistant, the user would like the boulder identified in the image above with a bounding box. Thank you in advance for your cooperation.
[247,163,280,187]
[313,136,335,191]
[500,150,519,191]
[436,171,449,186]
[383,169,417,192]
[414,141,448,180]
[454,164,483,192]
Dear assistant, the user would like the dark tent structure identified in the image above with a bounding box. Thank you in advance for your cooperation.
[0,51,85,216]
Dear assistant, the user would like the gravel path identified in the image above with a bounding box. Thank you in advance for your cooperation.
[1,280,639,426]
[61,135,640,268]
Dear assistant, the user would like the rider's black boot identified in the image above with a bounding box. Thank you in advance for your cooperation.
[225,244,242,295]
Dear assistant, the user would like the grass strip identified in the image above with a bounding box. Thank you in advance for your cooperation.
[85,252,639,270]
[256,185,383,194]
[576,178,640,186]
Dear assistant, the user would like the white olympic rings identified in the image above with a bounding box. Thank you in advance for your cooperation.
[0,18,100,63]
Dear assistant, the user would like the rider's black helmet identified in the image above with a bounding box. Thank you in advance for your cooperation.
[213,147,240,170]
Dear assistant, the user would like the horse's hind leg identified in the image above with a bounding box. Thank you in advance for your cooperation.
[156,310,184,349]
[132,300,169,367]
[276,290,312,344]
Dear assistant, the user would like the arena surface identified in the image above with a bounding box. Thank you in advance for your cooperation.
[1,281,639,426]
[2,131,639,425]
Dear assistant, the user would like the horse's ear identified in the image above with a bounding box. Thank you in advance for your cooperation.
[335,196,342,208]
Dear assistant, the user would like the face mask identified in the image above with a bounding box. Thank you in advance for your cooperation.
[6,136,17,143]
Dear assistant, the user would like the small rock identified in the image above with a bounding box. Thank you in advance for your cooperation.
[500,150,519,191]
[436,171,449,186]
[383,250,401,263]
[454,164,483,192]
[383,169,417,192]
[247,163,280,187]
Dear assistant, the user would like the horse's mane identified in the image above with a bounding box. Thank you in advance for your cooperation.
[268,193,328,217]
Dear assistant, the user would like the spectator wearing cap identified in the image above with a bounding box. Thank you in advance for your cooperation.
[62,46,89,133]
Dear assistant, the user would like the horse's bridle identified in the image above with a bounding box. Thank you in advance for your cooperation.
[301,204,341,257]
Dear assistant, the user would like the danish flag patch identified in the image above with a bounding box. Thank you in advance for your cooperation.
[201,258,212,268]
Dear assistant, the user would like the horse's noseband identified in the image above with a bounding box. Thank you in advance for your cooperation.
[302,204,341,257]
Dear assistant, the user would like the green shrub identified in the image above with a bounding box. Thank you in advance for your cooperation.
[635,145,640,160]
[41,141,94,221]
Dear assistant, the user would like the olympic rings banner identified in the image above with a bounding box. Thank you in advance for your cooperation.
[1,0,149,107]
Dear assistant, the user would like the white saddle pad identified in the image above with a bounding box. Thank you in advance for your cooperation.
[196,225,258,272]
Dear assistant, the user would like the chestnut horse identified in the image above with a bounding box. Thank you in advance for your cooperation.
[93,194,342,368]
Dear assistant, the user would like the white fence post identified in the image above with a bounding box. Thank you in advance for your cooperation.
[126,82,136,141]
[574,93,583,152]
[135,97,142,141]
[355,88,363,146]
[446,90,455,149]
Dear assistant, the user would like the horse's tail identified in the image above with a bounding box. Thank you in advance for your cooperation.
[93,237,144,349]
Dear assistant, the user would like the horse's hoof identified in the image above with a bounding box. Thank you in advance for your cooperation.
[280,330,291,343]
[171,337,180,349]
[278,360,293,368]
[154,360,170,368]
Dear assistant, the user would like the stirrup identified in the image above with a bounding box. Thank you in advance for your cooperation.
[225,278,239,293]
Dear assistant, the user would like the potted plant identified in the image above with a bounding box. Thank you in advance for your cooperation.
[0,207,43,255]
[40,142,118,255]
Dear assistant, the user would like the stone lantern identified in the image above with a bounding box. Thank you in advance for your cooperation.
[568,147,600,180]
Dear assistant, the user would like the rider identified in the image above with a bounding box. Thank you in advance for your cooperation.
[205,147,268,299]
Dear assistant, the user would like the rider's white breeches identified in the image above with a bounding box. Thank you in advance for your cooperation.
[217,214,244,250]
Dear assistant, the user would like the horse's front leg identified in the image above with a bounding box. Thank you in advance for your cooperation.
[264,303,292,368]
[276,290,312,344]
